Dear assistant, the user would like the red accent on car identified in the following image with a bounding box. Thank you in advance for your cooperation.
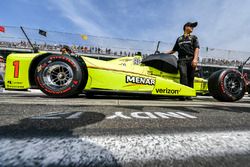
[73,80,78,85]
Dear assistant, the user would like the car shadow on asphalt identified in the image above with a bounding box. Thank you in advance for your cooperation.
[0,111,105,138]
[0,111,121,167]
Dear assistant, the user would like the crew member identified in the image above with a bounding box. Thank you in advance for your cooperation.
[165,22,200,100]
[60,45,72,55]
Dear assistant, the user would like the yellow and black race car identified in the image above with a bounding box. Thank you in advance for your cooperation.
[4,51,210,99]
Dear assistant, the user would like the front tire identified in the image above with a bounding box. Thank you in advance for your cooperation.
[35,55,87,97]
[208,69,245,102]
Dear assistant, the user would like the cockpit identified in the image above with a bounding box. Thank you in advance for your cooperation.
[141,53,178,74]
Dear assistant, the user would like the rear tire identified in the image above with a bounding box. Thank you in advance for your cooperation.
[208,69,245,102]
[35,55,87,97]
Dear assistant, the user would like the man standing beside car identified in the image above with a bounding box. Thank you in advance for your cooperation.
[165,22,200,100]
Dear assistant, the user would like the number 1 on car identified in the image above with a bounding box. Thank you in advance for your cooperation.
[13,60,20,78]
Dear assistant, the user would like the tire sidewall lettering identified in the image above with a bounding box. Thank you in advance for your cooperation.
[35,55,84,96]
[49,56,77,69]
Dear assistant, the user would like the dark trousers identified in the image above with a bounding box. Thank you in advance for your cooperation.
[178,60,195,88]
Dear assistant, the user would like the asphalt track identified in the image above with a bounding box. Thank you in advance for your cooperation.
[0,89,250,167]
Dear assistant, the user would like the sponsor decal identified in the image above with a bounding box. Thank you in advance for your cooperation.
[44,87,72,95]
[107,112,197,119]
[13,81,23,85]
[49,56,76,68]
[147,71,153,75]
[118,63,126,66]
[6,85,25,89]
[6,84,25,89]
[155,88,181,94]
[119,58,132,62]
[179,41,192,45]
[133,58,141,65]
[126,75,155,85]
[6,81,23,85]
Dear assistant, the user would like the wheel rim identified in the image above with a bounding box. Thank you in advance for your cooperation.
[223,73,243,96]
[42,62,73,90]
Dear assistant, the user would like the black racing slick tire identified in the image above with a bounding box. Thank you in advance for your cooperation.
[35,55,87,97]
[208,69,245,102]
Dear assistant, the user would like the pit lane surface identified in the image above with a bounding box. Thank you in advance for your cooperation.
[0,89,250,167]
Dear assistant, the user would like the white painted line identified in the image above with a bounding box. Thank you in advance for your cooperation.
[130,112,158,119]
[176,112,197,118]
[0,138,118,166]
[82,130,250,165]
[0,98,250,108]
[154,112,186,119]
[106,112,132,119]
[1,89,43,94]
[106,111,197,119]
[0,130,250,166]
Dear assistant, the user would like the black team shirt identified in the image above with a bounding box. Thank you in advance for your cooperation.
[173,35,200,59]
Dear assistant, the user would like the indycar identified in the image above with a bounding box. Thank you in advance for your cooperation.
[2,27,248,102]
[3,51,209,98]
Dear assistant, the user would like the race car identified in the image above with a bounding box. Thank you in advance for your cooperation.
[3,52,209,98]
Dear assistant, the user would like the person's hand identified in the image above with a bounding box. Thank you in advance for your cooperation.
[191,59,198,68]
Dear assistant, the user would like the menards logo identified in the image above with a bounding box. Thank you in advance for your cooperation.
[126,75,155,85]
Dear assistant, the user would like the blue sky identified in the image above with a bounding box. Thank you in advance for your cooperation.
[1,0,250,52]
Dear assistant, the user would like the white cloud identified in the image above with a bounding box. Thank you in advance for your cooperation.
[51,0,250,53]
[52,0,110,36]
[179,0,250,52]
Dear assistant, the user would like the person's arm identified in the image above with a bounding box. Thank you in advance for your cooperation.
[191,36,200,68]
[192,48,199,68]
[164,38,179,54]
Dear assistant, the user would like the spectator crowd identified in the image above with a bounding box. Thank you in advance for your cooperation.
[0,40,144,57]
[200,58,249,67]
